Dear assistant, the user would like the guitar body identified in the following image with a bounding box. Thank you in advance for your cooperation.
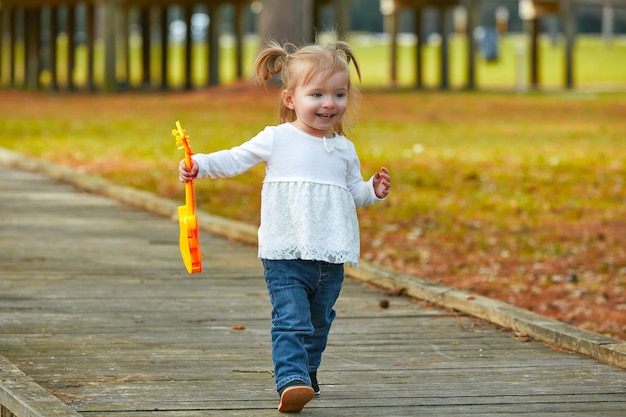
[174,120,202,274]
[178,201,202,274]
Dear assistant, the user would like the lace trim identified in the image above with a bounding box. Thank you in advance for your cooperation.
[258,182,360,265]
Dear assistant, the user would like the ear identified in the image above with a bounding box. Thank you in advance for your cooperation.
[282,90,295,110]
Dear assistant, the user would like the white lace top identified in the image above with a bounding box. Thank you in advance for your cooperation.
[192,123,383,265]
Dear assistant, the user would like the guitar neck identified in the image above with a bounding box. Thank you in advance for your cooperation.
[175,120,197,216]
[185,175,195,213]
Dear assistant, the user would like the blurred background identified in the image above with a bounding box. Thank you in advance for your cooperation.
[1,0,625,92]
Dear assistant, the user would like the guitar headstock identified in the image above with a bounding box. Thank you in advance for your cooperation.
[173,120,193,156]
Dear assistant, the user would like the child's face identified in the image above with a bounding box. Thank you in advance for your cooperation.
[282,69,349,138]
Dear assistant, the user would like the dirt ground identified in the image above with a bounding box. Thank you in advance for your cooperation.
[363,227,626,342]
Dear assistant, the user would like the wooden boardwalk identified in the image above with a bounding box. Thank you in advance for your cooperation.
[1,163,625,417]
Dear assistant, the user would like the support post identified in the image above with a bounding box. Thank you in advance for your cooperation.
[141,6,151,88]
[24,8,40,90]
[66,4,76,90]
[414,7,423,89]
[529,17,540,89]
[0,7,16,87]
[184,4,193,89]
[466,0,480,90]
[602,0,614,46]
[86,3,95,91]
[103,0,117,91]
[49,5,59,91]
[562,0,575,89]
[333,0,351,40]
[0,5,3,84]
[160,5,168,90]
[439,6,450,90]
[387,9,398,87]
[207,3,219,86]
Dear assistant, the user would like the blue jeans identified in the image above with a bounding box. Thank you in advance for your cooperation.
[262,259,344,392]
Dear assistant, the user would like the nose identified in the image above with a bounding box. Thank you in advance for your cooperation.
[322,95,335,108]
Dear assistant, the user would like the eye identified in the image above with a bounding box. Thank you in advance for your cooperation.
[336,92,346,98]
[312,92,323,98]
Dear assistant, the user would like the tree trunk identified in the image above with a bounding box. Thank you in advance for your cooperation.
[258,0,313,47]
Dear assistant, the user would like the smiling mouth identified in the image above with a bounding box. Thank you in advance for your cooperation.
[318,113,335,119]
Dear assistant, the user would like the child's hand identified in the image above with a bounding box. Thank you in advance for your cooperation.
[373,167,391,198]
[179,159,198,183]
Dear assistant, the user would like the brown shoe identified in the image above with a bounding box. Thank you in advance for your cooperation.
[278,385,315,412]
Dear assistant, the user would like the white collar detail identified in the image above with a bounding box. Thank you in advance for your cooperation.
[323,136,348,153]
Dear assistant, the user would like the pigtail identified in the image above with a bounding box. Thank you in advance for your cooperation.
[253,42,300,85]
[321,41,361,136]
[332,41,361,83]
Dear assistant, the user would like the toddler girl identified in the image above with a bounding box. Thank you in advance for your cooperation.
[179,39,391,413]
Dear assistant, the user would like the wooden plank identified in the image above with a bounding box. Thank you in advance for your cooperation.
[345,263,626,370]
[2,162,626,417]
[3,147,626,372]
[0,355,82,417]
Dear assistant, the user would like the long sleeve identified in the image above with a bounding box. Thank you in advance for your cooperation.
[192,128,273,179]
[345,152,385,208]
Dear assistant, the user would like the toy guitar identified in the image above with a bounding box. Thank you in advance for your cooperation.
[173,120,202,274]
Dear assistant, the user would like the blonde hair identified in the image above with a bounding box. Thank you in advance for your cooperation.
[253,40,361,136]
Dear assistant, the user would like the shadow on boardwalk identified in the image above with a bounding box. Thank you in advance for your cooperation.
[0,161,625,417]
